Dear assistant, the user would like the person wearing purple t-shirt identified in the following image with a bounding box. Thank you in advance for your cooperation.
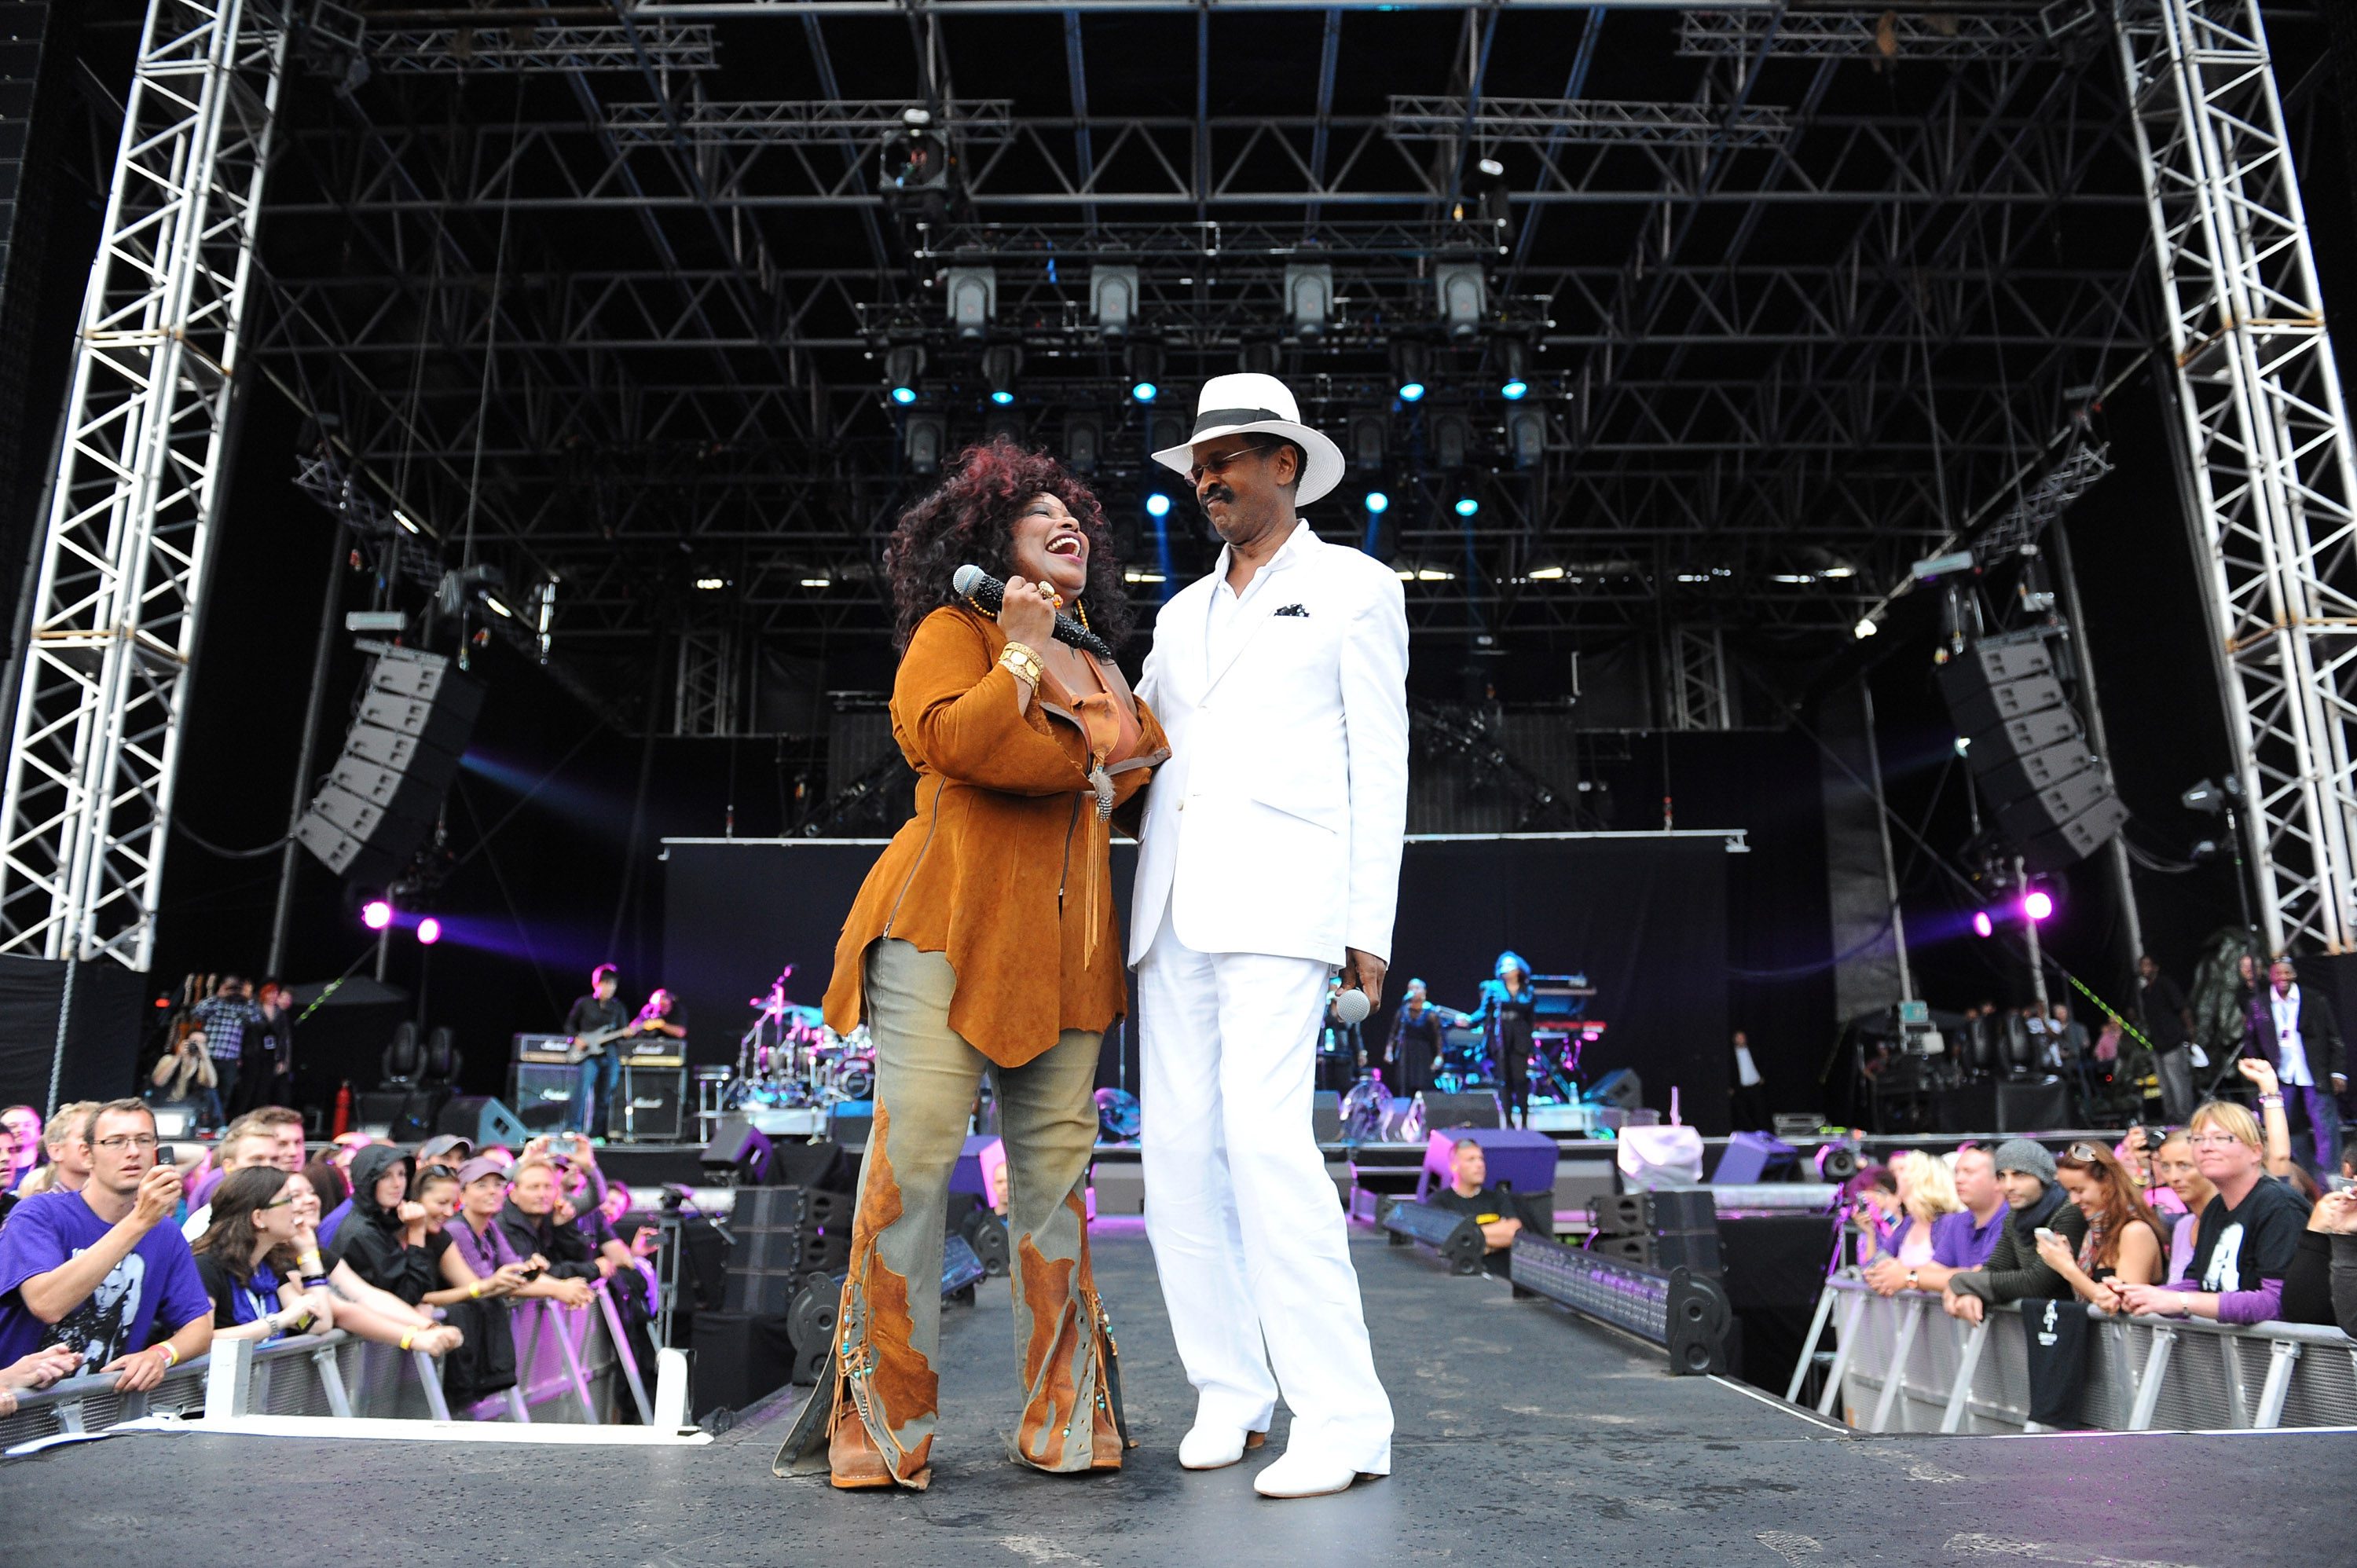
[1861,1145,2006,1296]
[0,1101,212,1387]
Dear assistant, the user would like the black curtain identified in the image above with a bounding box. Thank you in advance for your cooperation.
[0,954,144,1113]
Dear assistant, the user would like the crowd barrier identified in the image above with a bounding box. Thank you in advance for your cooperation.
[0,1281,647,1453]
[1789,1272,2357,1433]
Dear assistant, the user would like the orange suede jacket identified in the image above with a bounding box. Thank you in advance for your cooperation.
[823,606,1170,1068]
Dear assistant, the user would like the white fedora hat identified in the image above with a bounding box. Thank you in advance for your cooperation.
[1150,372,1347,506]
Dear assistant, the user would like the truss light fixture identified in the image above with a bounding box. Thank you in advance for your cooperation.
[416,916,442,946]
[1454,497,1479,517]
[1065,411,1104,474]
[1091,266,1139,340]
[1478,156,1505,178]
[1416,567,1454,581]
[1393,341,1428,403]
[2022,888,2054,922]
[1972,910,1995,939]
[984,344,1022,406]
[1529,562,1565,581]
[1853,617,1880,639]
[1435,262,1486,341]
[1284,263,1334,341]
[1500,338,1531,401]
[801,577,832,589]
[885,345,924,405]
[1124,569,1165,584]
[1127,342,1163,404]
[945,266,997,344]
[392,509,422,535]
[907,412,948,475]
[1507,407,1545,469]
[361,899,393,932]
[1146,493,1172,518]
[1365,490,1390,515]
[695,577,726,591]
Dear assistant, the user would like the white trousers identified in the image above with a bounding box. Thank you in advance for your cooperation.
[1137,918,1394,1472]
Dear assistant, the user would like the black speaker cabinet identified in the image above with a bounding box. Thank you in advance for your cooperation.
[1416,1089,1502,1130]
[1937,632,2124,871]
[437,1095,529,1146]
[295,647,484,883]
[689,1310,797,1421]
[511,1062,578,1131]
[612,1064,685,1142]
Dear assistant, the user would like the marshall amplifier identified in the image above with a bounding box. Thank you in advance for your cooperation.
[513,1032,575,1065]
[511,1061,579,1131]
[612,1064,687,1142]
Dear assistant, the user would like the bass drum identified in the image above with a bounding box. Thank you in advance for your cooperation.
[832,1062,875,1103]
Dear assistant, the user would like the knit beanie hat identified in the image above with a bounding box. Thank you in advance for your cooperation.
[1992,1138,2056,1186]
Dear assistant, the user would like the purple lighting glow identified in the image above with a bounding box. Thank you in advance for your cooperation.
[2023,890,2054,922]
[361,899,394,931]
[1972,910,1994,938]
[416,916,442,945]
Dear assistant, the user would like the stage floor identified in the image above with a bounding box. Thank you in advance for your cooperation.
[3,1227,2348,1566]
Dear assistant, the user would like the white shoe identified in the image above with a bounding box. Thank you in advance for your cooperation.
[1252,1449,1374,1499]
[1178,1423,1266,1471]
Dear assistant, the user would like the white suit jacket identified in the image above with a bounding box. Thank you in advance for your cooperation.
[1128,522,1409,969]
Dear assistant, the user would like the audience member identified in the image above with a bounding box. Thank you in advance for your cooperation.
[412,1168,526,1308]
[2312,1189,2357,1337]
[0,1344,80,1417]
[1424,1140,1524,1262]
[0,1101,212,1386]
[1944,1140,2088,1324]
[2139,954,2198,1123]
[0,1122,17,1226]
[2034,1142,2167,1312]
[553,1142,658,1280]
[2117,1101,2310,1324]
[189,1166,337,1343]
[302,1152,349,1213]
[1879,1152,1961,1270]
[497,1159,601,1284]
[324,1145,435,1303]
[1918,1148,2009,1294]
[14,1103,94,1199]
[189,976,260,1128]
[2150,1130,2220,1280]
[249,1106,306,1174]
[448,1159,592,1309]
[181,1116,281,1239]
[1,1106,39,1192]
[1847,1165,1901,1266]
[229,981,295,1119]
[280,1169,450,1348]
[599,1181,633,1229]
[414,1134,472,1179]
[316,1136,390,1249]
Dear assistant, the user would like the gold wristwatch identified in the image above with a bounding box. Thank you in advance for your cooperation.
[1000,641,1043,687]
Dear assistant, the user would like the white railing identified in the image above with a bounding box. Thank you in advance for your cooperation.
[1789,1272,2357,1433]
[0,1283,649,1453]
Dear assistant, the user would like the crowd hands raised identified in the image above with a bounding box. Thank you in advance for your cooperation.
[0,1100,656,1412]
[1849,1059,2357,1339]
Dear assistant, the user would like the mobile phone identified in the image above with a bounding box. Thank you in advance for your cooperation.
[519,1264,544,1282]
[156,1144,177,1167]
[2033,1227,2057,1244]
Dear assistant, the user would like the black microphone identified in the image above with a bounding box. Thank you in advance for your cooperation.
[952,564,1114,658]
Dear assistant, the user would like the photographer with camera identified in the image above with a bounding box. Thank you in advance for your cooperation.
[0,1101,212,1389]
[146,1028,216,1117]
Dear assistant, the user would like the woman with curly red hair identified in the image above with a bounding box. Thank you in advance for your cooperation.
[793,438,1167,1490]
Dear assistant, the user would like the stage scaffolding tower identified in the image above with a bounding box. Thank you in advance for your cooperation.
[2119,0,2357,956]
[0,0,287,967]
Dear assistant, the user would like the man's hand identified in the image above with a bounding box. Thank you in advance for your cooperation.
[1943,1288,1985,1325]
[1340,948,1387,1011]
[2238,1055,2282,1096]
[2034,1229,2075,1273]
[595,1255,618,1279]
[552,1277,595,1309]
[102,1344,178,1393]
[1860,1257,1909,1297]
[2315,1190,2357,1235]
[553,1196,577,1225]
[130,1164,182,1231]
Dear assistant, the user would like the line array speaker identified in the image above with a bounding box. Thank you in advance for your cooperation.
[295,646,484,884]
[1935,634,2126,870]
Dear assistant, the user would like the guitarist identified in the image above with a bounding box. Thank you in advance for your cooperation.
[563,964,636,1139]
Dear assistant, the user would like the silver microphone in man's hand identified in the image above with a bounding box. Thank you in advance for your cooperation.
[1332,988,1373,1026]
[951,563,1113,657]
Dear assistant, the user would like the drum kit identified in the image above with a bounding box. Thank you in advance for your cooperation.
[731,967,877,1111]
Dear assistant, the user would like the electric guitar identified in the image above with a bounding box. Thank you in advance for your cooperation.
[563,1023,640,1064]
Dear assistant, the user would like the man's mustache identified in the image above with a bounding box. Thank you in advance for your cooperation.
[1199,485,1235,510]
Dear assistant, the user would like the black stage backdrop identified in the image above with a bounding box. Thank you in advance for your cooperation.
[0,955,145,1115]
[663,833,1732,1132]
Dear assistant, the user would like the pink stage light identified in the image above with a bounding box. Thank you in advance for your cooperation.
[2023,890,2054,922]
[416,916,442,945]
[1972,910,1994,938]
[361,899,393,931]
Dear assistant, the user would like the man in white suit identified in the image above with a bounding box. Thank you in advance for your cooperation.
[1129,372,1407,1499]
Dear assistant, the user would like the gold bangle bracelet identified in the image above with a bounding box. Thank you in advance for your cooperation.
[1000,642,1043,686]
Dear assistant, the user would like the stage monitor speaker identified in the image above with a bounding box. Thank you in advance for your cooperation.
[1414,1090,1501,1131]
[959,1207,1011,1277]
[702,1117,774,1185]
[1710,1130,1798,1185]
[1311,1090,1341,1144]
[351,1090,408,1136]
[766,1140,850,1192]
[437,1095,529,1147]
[1589,1068,1644,1112]
[296,646,484,884]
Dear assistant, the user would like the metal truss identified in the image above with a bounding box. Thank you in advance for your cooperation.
[1665,626,1737,731]
[604,99,1013,145]
[1677,8,2061,62]
[2119,0,2357,954]
[0,0,286,966]
[368,22,719,75]
[1387,97,1794,149]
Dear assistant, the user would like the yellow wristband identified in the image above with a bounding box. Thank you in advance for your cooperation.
[399,1329,417,1351]
[467,1281,482,1299]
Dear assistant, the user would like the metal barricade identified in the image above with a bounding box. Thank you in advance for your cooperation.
[1792,1272,2357,1433]
[0,1280,646,1449]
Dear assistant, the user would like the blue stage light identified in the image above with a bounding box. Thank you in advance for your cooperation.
[1131,380,1158,404]
[1365,491,1390,514]
[990,390,1014,405]
[890,386,918,405]
[1146,493,1172,518]
[1501,379,1529,401]
[1455,497,1479,517]
[1398,381,1426,403]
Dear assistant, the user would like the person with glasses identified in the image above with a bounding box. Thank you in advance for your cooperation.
[2149,1130,2220,1280]
[1941,1139,2088,1327]
[2033,1144,2168,1312]
[0,1100,212,1389]
[2117,1101,2310,1324]
[189,1166,339,1343]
